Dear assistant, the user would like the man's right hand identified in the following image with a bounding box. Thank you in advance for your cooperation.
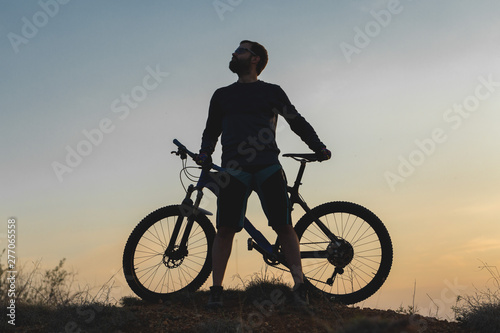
[194,152,212,168]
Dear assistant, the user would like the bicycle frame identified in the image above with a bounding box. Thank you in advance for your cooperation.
[123,139,392,304]
[168,140,342,270]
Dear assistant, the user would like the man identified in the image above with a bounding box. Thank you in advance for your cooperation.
[196,40,331,308]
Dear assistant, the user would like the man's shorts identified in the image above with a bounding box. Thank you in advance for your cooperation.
[216,164,291,232]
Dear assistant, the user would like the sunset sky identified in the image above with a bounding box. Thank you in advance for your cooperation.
[2,0,499,319]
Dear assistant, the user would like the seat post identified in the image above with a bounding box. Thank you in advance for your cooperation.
[291,160,307,194]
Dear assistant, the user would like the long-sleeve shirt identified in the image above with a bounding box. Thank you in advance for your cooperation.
[200,80,326,167]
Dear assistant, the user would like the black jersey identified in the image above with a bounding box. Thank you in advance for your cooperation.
[200,80,325,167]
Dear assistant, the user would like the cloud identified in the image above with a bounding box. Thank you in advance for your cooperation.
[460,238,500,254]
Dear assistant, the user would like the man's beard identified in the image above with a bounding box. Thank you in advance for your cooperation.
[229,56,251,75]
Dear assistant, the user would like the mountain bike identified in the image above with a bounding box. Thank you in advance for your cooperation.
[123,139,393,305]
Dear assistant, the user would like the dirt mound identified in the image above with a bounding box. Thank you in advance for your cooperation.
[118,290,468,333]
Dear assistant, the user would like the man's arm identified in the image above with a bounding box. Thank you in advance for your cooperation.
[200,92,223,155]
[274,86,327,152]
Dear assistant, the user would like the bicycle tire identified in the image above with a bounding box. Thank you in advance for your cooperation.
[294,201,393,305]
[123,205,215,302]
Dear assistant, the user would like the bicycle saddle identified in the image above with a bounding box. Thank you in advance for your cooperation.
[282,153,318,162]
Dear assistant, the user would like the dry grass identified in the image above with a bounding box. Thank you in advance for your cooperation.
[452,261,500,332]
[0,251,131,332]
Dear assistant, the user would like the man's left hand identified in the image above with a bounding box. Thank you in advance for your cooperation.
[315,147,332,161]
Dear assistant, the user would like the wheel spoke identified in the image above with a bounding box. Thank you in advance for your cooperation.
[296,202,392,304]
[123,206,214,300]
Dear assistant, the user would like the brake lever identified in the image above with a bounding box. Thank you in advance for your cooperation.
[171,149,187,159]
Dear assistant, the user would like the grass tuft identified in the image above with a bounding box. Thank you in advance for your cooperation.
[241,269,292,303]
[452,261,500,332]
[0,250,132,332]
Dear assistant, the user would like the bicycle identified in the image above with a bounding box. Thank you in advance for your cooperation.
[123,139,393,305]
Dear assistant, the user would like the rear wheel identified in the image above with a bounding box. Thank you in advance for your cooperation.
[294,201,393,304]
[123,205,215,301]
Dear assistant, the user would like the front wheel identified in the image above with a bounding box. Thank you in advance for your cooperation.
[294,201,393,305]
[123,205,215,302]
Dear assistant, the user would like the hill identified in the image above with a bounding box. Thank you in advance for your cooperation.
[4,287,469,333]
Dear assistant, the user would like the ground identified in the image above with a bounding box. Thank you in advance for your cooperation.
[116,289,470,333]
[5,287,473,332]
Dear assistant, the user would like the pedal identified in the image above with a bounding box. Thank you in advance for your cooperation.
[247,238,254,251]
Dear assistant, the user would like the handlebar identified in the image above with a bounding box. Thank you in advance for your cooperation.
[173,139,223,172]
[173,139,197,159]
[173,139,324,170]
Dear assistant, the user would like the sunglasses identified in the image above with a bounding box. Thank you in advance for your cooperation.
[234,46,257,56]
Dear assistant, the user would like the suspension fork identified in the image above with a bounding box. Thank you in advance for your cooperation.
[165,184,204,255]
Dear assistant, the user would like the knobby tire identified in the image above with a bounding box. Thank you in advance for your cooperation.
[123,205,215,302]
[295,201,393,305]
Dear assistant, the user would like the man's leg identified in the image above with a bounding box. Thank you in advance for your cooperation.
[275,225,310,306]
[255,166,304,286]
[274,224,304,287]
[207,226,236,308]
[212,170,249,286]
[211,226,236,286]
[208,170,249,308]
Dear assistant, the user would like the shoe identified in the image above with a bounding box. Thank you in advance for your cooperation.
[292,283,309,307]
[207,286,223,309]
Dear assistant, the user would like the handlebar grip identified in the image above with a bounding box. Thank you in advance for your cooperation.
[173,139,197,159]
[174,139,187,150]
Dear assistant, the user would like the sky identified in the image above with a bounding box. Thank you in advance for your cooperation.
[1,0,500,320]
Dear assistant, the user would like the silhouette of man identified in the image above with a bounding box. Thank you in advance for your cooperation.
[196,40,331,307]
